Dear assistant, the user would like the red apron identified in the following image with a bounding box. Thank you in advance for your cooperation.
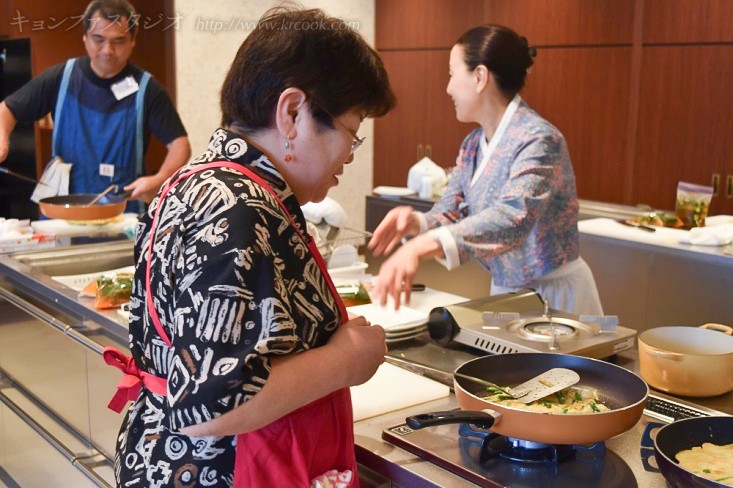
[104,161,358,487]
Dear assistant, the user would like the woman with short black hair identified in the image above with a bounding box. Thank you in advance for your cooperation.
[370,24,603,316]
[107,6,395,487]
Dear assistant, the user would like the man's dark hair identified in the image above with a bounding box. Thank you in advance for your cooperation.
[220,6,395,132]
[83,0,138,36]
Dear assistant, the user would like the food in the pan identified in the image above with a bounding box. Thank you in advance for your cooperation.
[66,216,122,226]
[483,385,611,414]
[675,442,733,485]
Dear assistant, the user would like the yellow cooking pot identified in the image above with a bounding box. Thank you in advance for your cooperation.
[638,324,733,397]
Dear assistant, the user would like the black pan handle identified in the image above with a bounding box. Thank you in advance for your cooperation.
[406,410,499,430]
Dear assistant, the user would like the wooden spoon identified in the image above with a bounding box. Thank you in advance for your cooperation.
[85,184,118,207]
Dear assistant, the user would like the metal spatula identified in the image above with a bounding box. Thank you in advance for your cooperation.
[455,368,580,404]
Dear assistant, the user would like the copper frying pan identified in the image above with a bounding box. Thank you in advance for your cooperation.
[38,192,129,221]
[407,353,649,444]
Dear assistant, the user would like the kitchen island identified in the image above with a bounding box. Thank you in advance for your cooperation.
[1,240,731,487]
[579,217,733,331]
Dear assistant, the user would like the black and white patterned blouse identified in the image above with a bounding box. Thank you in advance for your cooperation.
[115,128,341,487]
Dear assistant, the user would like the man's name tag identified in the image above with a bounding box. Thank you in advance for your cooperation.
[111,76,139,100]
[99,163,115,178]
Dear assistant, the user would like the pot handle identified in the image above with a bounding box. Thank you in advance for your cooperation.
[643,347,683,360]
[699,323,733,335]
[406,409,500,430]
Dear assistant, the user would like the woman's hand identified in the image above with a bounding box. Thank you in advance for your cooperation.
[328,316,387,387]
[368,206,420,256]
[372,234,443,308]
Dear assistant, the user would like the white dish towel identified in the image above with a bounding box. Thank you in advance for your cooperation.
[679,223,733,246]
[31,156,72,203]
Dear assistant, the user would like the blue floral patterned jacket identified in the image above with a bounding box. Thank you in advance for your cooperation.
[424,100,580,287]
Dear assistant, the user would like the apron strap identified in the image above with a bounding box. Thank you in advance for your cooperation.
[103,346,167,413]
[134,71,151,178]
[51,58,76,158]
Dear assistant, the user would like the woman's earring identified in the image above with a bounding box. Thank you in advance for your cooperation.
[284,135,293,163]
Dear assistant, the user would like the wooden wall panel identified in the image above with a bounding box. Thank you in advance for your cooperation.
[7,1,84,74]
[643,0,733,44]
[0,1,11,37]
[375,0,484,49]
[374,49,472,187]
[373,51,429,186]
[522,47,633,204]
[633,46,733,213]
[484,0,635,46]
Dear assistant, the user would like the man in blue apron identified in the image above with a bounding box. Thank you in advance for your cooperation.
[0,0,190,207]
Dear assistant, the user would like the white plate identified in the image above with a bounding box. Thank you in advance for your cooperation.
[385,332,426,344]
[373,186,416,198]
[385,325,427,338]
[328,261,369,275]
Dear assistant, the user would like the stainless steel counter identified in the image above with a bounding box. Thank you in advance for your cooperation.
[0,240,133,486]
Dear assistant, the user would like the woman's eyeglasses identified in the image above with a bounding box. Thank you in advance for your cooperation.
[312,101,365,154]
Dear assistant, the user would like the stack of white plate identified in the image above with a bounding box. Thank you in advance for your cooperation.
[346,303,428,343]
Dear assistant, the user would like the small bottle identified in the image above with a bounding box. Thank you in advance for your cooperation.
[419,175,432,199]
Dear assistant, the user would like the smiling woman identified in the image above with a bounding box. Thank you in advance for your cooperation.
[369,24,604,317]
[104,5,395,488]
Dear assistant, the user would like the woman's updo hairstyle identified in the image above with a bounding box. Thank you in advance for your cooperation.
[456,24,536,98]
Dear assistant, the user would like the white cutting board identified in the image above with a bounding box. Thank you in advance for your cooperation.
[351,363,450,422]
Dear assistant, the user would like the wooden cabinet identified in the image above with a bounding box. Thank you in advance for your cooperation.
[484,0,635,46]
[643,0,733,44]
[375,0,484,49]
[0,2,10,37]
[374,50,473,186]
[522,47,633,204]
[634,45,733,214]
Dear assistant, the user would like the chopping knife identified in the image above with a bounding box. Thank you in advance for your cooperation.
[455,367,580,404]
[618,219,656,232]
[0,166,50,187]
